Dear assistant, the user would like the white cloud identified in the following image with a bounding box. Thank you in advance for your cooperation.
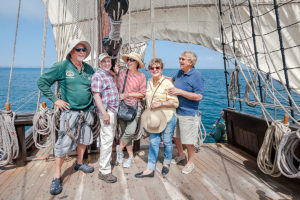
[0,0,44,21]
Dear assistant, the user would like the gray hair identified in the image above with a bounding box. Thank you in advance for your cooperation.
[182,51,197,67]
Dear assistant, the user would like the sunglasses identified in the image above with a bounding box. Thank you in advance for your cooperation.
[75,48,87,52]
[127,58,136,62]
[149,66,161,71]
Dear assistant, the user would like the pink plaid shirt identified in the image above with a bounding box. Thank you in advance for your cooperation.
[91,68,119,113]
[118,69,146,106]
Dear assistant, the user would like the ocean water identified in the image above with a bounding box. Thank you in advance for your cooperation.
[1,67,299,143]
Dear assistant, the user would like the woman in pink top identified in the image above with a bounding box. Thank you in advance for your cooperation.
[116,52,146,168]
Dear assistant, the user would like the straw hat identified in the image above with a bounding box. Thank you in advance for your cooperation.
[66,39,91,59]
[122,52,145,69]
[141,108,167,133]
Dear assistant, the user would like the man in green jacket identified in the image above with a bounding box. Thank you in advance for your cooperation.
[37,39,95,195]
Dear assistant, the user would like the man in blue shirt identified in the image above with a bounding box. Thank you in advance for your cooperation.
[169,51,204,174]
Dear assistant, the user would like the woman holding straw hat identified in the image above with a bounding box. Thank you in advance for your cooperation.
[135,58,179,178]
[116,52,146,168]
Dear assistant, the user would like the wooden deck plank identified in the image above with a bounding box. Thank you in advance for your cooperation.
[121,151,151,200]
[0,155,42,198]
[0,143,299,200]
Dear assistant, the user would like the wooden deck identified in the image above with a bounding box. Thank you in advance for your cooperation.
[0,143,299,200]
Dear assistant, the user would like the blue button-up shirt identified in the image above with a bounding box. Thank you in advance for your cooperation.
[173,68,204,116]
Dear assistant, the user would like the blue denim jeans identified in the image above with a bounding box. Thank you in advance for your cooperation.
[147,114,177,171]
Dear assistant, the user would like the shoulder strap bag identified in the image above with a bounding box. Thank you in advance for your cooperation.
[117,70,138,121]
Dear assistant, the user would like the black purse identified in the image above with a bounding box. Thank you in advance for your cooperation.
[117,70,138,121]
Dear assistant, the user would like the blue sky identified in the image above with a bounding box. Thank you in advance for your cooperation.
[0,0,224,69]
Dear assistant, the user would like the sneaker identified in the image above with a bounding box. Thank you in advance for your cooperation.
[50,178,62,195]
[98,171,117,183]
[182,163,194,174]
[123,157,134,168]
[171,155,186,165]
[74,161,94,173]
[116,145,124,164]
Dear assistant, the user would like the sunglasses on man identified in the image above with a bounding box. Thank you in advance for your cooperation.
[75,48,87,52]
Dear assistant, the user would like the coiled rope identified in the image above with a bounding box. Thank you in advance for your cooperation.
[195,112,207,152]
[277,129,300,179]
[257,121,291,177]
[32,105,56,149]
[0,110,19,166]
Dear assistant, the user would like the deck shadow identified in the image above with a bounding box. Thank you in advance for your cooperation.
[243,159,300,200]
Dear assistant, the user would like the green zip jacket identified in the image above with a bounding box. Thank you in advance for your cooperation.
[37,59,94,110]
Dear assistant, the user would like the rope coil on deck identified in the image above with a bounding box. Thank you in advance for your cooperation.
[277,129,300,179]
[257,121,291,177]
[0,110,19,166]
[32,105,57,149]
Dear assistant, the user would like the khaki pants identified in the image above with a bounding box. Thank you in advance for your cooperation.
[98,109,117,175]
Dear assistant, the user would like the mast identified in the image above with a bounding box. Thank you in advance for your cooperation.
[98,0,110,55]
[273,0,295,119]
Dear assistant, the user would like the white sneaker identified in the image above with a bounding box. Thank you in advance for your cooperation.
[171,155,186,165]
[182,163,194,174]
[123,157,134,168]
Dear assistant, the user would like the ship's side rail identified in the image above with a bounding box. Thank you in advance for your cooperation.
[223,108,300,157]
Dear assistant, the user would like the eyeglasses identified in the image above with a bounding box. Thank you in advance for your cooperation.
[179,57,187,61]
[149,66,161,71]
[101,60,111,63]
[75,48,87,52]
[127,58,136,62]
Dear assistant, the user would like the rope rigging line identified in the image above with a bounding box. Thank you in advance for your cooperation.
[216,0,277,127]
[37,0,49,111]
[0,110,19,166]
[252,0,300,117]
[1,90,38,111]
[6,0,22,105]
[15,92,39,113]
[219,0,300,126]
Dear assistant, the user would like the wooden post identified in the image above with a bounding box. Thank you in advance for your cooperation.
[15,125,27,166]
[283,114,289,125]
[5,103,10,111]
